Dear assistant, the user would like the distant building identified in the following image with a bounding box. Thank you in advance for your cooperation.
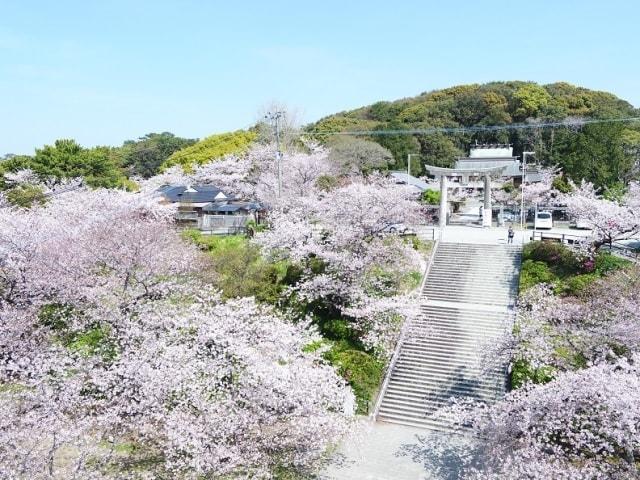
[454,143,541,185]
[389,171,436,194]
[158,185,262,234]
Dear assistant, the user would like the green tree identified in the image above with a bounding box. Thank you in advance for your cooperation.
[513,83,552,119]
[416,133,462,170]
[552,123,635,187]
[327,136,393,174]
[10,140,126,188]
[371,121,421,170]
[162,130,257,172]
[120,132,197,178]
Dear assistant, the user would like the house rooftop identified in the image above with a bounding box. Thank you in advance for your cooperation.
[158,185,228,203]
[202,201,262,213]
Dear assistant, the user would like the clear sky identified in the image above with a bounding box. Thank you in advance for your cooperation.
[1,0,638,154]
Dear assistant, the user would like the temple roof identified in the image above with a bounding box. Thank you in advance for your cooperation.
[423,164,508,176]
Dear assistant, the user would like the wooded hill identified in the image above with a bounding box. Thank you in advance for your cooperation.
[307,81,640,188]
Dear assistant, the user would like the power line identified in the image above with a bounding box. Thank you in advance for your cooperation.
[308,116,640,137]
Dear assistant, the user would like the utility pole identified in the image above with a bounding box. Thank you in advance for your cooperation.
[265,111,284,198]
[407,153,420,192]
[520,151,535,230]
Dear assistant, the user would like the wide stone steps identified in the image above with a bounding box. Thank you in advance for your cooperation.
[376,241,520,433]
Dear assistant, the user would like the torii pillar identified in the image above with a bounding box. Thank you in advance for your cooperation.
[439,175,448,229]
[483,174,492,227]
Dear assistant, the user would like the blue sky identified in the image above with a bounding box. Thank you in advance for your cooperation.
[1,0,638,154]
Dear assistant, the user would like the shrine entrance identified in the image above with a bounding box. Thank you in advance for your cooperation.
[423,165,507,228]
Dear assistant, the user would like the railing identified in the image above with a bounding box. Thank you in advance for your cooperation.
[371,231,441,419]
[531,231,587,245]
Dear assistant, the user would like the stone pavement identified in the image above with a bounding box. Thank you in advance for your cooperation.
[320,419,478,480]
[422,224,593,246]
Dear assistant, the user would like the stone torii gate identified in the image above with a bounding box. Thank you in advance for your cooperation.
[424,165,508,228]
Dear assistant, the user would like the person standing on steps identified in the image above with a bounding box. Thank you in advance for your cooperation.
[507,225,515,244]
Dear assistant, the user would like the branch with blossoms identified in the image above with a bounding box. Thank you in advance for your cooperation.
[256,176,427,358]
[561,180,640,250]
[0,185,355,478]
[436,356,640,479]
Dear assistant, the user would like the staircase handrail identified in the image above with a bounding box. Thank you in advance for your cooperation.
[371,235,441,419]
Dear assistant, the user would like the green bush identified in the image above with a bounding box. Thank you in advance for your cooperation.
[182,230,289,304]
[519,260,557,290]
[551,175,572,193]
[38,303,75,331]
[523,241,580,276]
[324,344,384,414]
[320,319,353,341]
[316,175,339,192]
[554,345,588,369]
[421,189,441,205]
[501,182,515,193]
[67,325,117,360]
[594,252,630,275]
[562,273,600,295]
[6,185,47,208]
[511,359,555,389]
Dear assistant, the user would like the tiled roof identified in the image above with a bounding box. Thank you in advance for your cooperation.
[158,185,227,203]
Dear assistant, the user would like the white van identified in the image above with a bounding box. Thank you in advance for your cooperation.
[574,217,592,229]
[535,211,553,229]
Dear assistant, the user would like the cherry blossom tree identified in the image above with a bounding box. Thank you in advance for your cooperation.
[443,357,640,479]
[0,187,355,478]
[256,175,426,356]
[139,142,337,206]
[561,180,640,250]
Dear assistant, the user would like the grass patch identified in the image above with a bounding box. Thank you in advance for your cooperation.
[511,359,555,389]
[183,230,293,304]
[67,326,117,359]
[323,340,385,414]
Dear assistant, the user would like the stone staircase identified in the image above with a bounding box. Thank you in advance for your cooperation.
[375,242,521,431]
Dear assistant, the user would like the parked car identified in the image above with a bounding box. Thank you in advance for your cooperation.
[499,211,519,223]
[534,211,553,229]
[381,223,415,235]
[573,217,592,229]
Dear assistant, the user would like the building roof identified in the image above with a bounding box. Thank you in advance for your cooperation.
[389,172,434,191]
[202,201,261,213]
[158,185,228,203]
[468,143,514,158]
[424,164,509,177]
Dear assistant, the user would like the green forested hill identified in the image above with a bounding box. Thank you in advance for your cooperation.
[308,81,640,187]
[161,130,257,172]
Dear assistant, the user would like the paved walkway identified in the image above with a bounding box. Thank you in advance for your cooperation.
[417,224,593,246]
[321,420,477,480]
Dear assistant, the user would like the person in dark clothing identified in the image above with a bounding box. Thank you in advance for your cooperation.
[507,226,515,244]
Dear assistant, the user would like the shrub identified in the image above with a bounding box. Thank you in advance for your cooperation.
[511,359,555,389]
[554,345,588,369]
[519,260,557,290]
[324,345,384,414]
[421,189,441,205]
[316,175,339,192]
[182,231,289,304]
[38,303,74,331]
[523,241,580,276]
[67,325,117,360]
[562,273,600,295]
[594,252,630,275]
[501,182,515,193]
[320,319,353,341]
[6,185,47,208]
